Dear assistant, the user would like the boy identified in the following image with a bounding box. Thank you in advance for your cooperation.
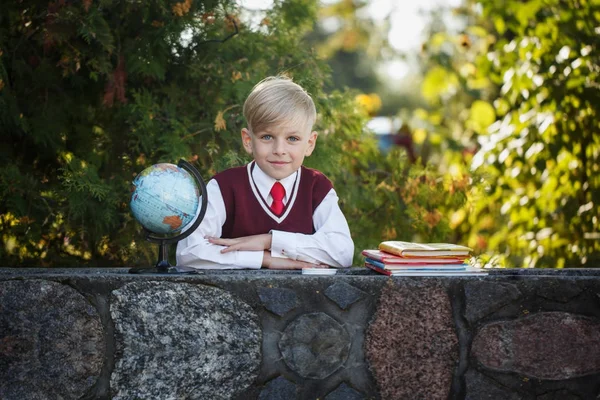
[176,76,354,270]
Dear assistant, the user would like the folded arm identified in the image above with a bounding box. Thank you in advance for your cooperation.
[206,189,354,268]
[207,234,327,269]
[176,180,326,270]
[176,180,264,269]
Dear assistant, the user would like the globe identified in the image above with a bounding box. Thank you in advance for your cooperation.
[130,163,200,235]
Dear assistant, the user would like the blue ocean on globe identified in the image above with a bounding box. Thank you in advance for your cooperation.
[130,163,200,234]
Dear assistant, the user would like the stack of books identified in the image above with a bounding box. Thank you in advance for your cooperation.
[363,241,487,276]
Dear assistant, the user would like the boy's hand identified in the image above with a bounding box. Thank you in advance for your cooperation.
[206,234,272,253]
[262,251,329,270]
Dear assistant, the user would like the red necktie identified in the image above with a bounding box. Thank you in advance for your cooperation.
[270,182,285,215]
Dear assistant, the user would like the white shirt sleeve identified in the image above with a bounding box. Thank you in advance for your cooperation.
[175,179,264,269]
[270,188,354,268]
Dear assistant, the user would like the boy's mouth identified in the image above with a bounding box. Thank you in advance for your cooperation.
[269,161,289,166]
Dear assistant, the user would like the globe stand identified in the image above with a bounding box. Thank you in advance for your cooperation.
[129,159,208,275]
[155,242,174,272]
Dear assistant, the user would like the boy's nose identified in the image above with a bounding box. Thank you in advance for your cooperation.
[273,140,286,154]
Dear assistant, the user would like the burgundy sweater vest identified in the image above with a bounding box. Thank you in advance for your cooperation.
[213,164,333,238]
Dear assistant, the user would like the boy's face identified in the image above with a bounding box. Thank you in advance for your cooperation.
[241,122,318,180]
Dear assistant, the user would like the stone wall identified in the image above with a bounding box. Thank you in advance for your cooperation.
[1,268,599,400]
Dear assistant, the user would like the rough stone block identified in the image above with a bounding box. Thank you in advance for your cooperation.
[464,281,522,322]
[324,282,366,310]
[472,311,600,380]
[279,312,350,379]
[258,287,298,317]
[110,281,261,399]
[464,369,523,400]
[536,281,583,303]
[365,281,458,400]
[325,382,365,400]
[0,280,104,400]
[258,376,297,400]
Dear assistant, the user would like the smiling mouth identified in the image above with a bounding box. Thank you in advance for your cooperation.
[269,161,289,165]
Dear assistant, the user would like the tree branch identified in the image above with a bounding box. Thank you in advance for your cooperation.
[194,16,239,48]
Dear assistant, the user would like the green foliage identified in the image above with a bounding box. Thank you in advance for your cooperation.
[1,0,469,267]
[0,0,322,266]
[413,0,600,268]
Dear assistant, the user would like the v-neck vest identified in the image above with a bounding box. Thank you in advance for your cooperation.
[213,164,333,239]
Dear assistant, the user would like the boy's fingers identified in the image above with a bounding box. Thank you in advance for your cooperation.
[295,261,321,269]
[208,237,238,246]
[222,243,249,253]
[220,242,245,253]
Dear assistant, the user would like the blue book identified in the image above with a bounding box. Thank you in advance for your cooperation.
[365,262,487,276]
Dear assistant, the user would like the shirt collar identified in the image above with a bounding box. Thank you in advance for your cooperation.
[252,162,298,203]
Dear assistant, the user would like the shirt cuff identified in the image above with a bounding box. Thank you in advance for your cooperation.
[270,230,298,260]
[233,250,264,269]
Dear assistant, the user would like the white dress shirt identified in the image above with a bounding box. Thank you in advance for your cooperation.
[176,163,354,269]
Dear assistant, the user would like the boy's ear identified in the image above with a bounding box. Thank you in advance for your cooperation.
[241,128,253,155]
[305,131,318,156]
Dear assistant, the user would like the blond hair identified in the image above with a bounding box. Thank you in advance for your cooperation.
[243,76,316,134]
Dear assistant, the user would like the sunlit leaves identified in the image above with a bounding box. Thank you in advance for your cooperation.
[0,0,344,266]
[467,100,495,134]
[482,0,600,267]
[514,0,544,27]
[414,0,600,267]
[421,66,459,105]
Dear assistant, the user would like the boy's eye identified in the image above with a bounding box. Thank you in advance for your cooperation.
[288,136,299,142]
[261,135,272,140]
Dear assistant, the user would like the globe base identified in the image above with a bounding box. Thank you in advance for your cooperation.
[129,242,201,275]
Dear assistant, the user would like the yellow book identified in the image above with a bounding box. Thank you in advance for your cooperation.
[379,241,472,258]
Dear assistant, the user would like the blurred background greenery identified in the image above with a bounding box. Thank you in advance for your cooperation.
[1,0,598,268]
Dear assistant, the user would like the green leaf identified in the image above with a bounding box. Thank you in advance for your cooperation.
[468,100,496,134]
[494,17,506,35]
[421,66,459,105]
